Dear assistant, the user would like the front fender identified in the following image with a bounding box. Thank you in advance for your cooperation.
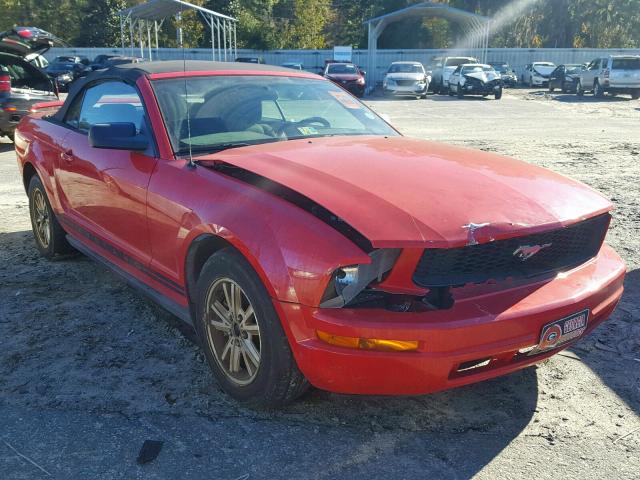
[148,159,371,308]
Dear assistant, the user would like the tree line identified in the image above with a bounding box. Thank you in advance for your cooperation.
[0,0,637,50]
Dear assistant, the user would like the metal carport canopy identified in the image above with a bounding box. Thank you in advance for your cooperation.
[364,2,491,92]
[118,0,237,62]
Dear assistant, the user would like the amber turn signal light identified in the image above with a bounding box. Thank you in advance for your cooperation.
[316,330,418,352]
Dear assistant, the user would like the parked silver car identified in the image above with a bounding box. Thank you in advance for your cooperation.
[382,61,430,99]
[448,64,503,100]
[523,62,556,87]
[432,56,478,94]
[577,55,640,99]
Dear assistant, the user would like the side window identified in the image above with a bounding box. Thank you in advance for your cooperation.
[601,58,609,69]
[590,59,600,70]
[64,92,84,129]
[77,81,145,133]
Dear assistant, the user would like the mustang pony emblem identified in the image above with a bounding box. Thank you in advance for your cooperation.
[513,243,552,261]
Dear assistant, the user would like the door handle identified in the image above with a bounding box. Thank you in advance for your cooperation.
[60,149,74,163]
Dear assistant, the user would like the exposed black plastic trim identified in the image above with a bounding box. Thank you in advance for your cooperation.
[66,234,193,326]
[59,216,185,296]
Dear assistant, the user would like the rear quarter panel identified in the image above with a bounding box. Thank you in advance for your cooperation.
[15,116,69,213]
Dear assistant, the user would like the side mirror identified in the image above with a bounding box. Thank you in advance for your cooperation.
[360,69,367,77]
[89,123,148,151]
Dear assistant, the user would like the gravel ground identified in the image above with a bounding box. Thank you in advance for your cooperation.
[0,88,638,479]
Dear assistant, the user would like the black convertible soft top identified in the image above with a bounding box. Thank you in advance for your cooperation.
[54,60,310,122]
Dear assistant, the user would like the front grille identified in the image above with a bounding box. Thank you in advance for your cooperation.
[413,214,610,288]
[395,79,416,86]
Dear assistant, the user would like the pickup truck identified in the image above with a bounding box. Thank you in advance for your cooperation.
[578,55,640,99]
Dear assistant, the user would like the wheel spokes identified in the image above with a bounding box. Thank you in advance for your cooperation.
[242,338,260,369]
[205,278,262,385]
[210,300,232,332]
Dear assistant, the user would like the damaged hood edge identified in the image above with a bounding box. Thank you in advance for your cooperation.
[202,137,613,250]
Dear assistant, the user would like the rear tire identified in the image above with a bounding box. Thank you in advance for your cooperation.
[594,81,604,98]
[28,175,74,258]
[194,249,309,407]
[448,86,454,97]
[457,86,464,99]
[577,81,584,97]
[548,84,555,92]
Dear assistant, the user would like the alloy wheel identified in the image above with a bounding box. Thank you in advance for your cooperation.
[31,188,50,249]
[204,278,261,386]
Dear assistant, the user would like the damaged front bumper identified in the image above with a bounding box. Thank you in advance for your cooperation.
[461,80,502,95]
[276,244,625,395]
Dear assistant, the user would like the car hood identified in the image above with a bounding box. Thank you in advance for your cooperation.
[204,136,611,249]
[533,65,555,76]
[464,71,501,83]
[46,65,75,74]
[386,72,424,80]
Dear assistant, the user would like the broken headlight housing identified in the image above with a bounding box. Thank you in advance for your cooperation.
[320,249,401,308]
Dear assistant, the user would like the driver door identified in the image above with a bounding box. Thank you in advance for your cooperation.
[583,59,599,87]
[55,80,157,266]
[450,67,461,91]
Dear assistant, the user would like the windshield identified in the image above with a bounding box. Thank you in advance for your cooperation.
[612,58,640,70]
[152,75,397,155]
[462,65,494,74]
[565,65,583,74]
[445,58,476,67]
[54,56,75,63]
[490,63,509,73]
[534,62,555,67]
[388,63,424,74]
[327,64,357,74]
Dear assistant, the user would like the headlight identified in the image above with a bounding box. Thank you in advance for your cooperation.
[321,249,401,308]
[386,78,395,86]
[335,266,359,295]
[357,77,365,85]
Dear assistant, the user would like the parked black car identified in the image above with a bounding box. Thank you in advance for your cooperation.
[102,56,144,67]
[235,57,264,64]
[488,61,518,87]
[45,55,91,91]
[0,26,58,141]
[548,64,585,93]
[89,54,119,70]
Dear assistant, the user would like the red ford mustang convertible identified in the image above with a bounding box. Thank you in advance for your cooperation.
[15,61,626,406]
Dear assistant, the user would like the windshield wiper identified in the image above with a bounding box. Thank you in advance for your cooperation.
[178,142,252,156]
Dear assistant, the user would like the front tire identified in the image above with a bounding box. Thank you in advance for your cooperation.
[632,90,640,100]
[28,175,73,258]
[577,81,584,97]
[195,249,308,407]
[495,87,503,100]
[457,85,464,99]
